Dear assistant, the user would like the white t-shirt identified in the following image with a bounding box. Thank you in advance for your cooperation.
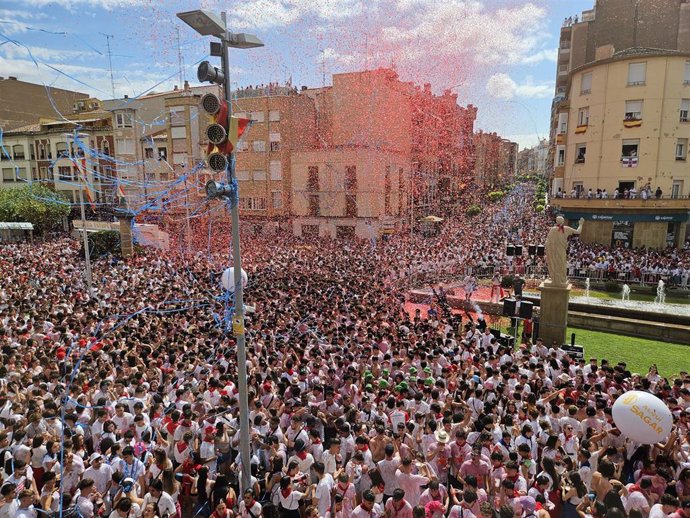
[315,475,335,517]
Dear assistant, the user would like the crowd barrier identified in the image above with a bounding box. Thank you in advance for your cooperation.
[398,264,689,288]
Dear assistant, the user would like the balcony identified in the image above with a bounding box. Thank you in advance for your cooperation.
[550,196,690,211]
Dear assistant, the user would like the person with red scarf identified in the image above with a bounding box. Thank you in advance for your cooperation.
[238,489,262,518]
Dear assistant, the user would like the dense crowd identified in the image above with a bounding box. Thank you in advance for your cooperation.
[1,183,690,518]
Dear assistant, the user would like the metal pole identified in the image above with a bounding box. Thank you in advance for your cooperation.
[77,159,95,299]
[221,12,252,493]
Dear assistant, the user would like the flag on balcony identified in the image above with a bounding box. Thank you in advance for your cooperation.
[624,119,642,128]
[116,181,127,205]
[622,156,639,168]
[574,125,588,134]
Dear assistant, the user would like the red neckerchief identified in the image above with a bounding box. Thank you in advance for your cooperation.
[558,224,565,233]
[297,451,307,460]
[628,484,642,493]
[176,441,188,453]
[281,487,292,499]
[359,445,369,451]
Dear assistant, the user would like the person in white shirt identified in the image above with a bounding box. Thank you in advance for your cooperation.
[352,490,383,518]
[649,495,680,518]
[142,479,176,518]
[313,461,335,517]
[0,483,18,518]
[378,444,401,501]
[15,489,37,518]
[239,489,263,518]
[84,453,114,497]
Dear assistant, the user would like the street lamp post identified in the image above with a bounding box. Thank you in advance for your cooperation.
[68,131,95,299]
[176,10,263,493]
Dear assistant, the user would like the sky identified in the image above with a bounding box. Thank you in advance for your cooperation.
[0,0,593,150]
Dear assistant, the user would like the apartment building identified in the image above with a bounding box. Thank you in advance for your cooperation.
[549,1,690,249]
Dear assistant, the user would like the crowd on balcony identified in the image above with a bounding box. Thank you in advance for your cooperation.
[554,186,665,200]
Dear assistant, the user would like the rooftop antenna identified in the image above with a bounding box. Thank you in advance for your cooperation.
[101,33,116,98]
[176,27,186,85]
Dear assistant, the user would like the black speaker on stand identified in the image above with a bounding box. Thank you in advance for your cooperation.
[528,245,536,256]
[536,245,545,257]
[506,245,515,257]
[515,245,523,256]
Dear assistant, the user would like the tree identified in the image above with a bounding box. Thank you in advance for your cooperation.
[0,184,70,233]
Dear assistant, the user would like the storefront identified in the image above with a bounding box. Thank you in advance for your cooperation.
[559,211,689,249]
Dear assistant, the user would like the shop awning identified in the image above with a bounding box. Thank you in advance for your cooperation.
[0,222,33,230]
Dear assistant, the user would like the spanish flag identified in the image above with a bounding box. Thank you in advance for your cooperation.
[117,182,127,204]
[227,116,252,152]
[76,158,96,211]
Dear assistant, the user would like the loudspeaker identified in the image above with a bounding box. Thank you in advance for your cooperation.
[506,245,514,257]
[528,245,536,256]
[514,245,523,256]
[498,333,515,348]
[536,245,545,257]
[532,320,540,344]
[503,298,516,316]
[490,328,501,340]
[518,300,533,319]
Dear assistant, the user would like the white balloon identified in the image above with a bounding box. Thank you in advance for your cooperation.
[221,267,248,292]
[611,390,673,444]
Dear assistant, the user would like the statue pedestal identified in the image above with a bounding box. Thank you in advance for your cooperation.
[538,281,571,346]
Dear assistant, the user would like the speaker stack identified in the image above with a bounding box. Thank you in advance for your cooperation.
[506,245,514,257]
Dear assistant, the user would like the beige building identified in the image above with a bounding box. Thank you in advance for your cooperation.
[550,49,690,248]
[548,1,690,249]
[291,148,408,239]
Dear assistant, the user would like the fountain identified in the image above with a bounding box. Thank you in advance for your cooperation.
[622,284,631,303]
[655,280,667,305]
[584,277,591,299]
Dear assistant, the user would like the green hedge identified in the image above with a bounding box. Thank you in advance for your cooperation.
[488,191,505,202]
[466,205,482,217]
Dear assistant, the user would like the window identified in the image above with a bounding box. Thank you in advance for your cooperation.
[252,169,266,181]
[236,170,250,181]
[158,148,167,160]
[578,107,589,126]
[2,168,15,181]
[12,145,24,160]
[253,140,266,153]
[676,138,688,161]
[239,197,267,210]
[40,167,47,179]
[672,180,684,198]
[680,100,690,122]
[627,62,646,86]
[269,110,280,122]
[308,194,320,216]
[345,165,357,191]
[250,111,265,123]
[558,64,569,75]
[573,182,584,195]
[16,168,27,180]
[30,144,35,160]
[345,194,357,217]
[307,166,319,191]
[575,144,586,163]
[685,61,690,84]
[580,72,592,94]
[115,113,133,128]
[621,139,639,167]
[145,148,154,159]
[558,113,568,134]
[55,142,69,158]
[102,141,110,156]
[625,100,643,120]
[237,140,249,152]
[270,161,282,181]
[622,139,639,157]
[385,166,391,216]
[115,138,135,155]
[557,146,566,166]
[171,126,187,139]
[272,190,283,209]
[58,166,72,181]
[269,132,281,152]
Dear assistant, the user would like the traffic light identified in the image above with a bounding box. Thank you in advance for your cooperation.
[201,92,231,172]
[200,92,252,173]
